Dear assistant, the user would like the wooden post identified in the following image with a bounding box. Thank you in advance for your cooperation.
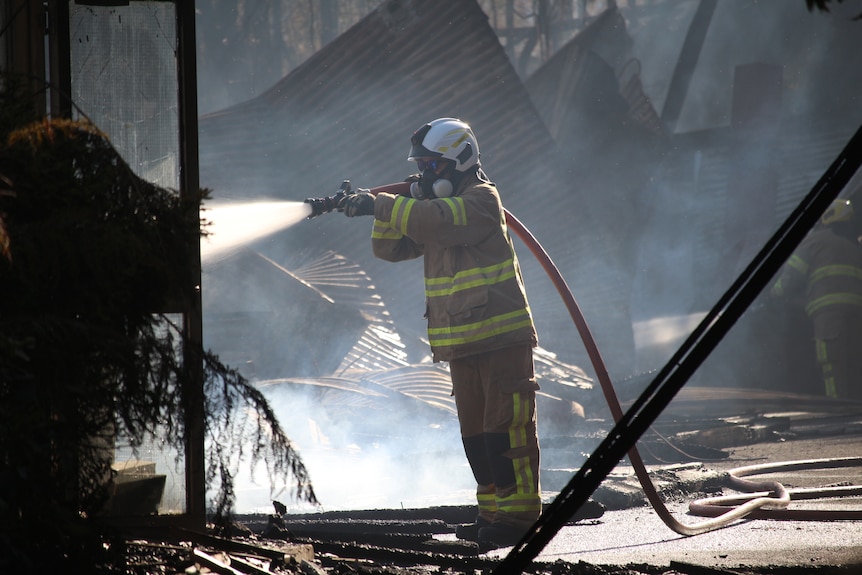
[176,0,206,530]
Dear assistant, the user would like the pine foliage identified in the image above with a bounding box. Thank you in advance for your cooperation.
[0,80,316,572]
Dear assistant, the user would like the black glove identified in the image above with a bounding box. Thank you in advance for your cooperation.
[342,191,375,217]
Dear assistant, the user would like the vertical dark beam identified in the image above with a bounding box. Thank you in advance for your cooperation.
[46,0,71,118]
[176,0,206,528]
[48,0,75,510]
[660,0,717,134]
[537,0,550,61]
[9,0,46,115]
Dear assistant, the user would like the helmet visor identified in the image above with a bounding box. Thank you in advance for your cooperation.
[407,123,441,161]
[416,159,446,173]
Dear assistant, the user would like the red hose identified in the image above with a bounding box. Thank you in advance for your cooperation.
[368,181,412,196]
[367,183,805,534]
[502,209,861,531]
[499,210,732,535]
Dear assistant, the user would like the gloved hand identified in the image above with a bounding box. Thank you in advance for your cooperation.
[341,190,375,217]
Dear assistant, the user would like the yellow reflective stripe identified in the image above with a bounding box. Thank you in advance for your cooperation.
[509,392,536,496]
[771,279,785,297]
[387,196,466,235]
[449,131,469,151]
[434,128,469,154]
[816,340,838,398]
[495,491,541,514]
[809,264,862,283]
[825,377,837,398]
[477,491,497,514]
[805,293,862,315]
[439,197,467,226]
[514,455,536,497]
[508,392,529,449]
[425,258,517,297]
[390,195,415,235]
[787,253,808,274]
[371,219,403,239]
[427,309,532,347]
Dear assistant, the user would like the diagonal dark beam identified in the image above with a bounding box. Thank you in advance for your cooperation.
[660,0,718,134]
[494,123,862,573]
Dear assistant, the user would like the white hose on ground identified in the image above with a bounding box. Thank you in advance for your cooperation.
[690,457,862,521]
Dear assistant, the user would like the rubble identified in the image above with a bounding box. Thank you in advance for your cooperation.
[102,399,862,574]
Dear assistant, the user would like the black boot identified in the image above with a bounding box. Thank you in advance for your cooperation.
[478,522,529,548]
[455,515,492,542]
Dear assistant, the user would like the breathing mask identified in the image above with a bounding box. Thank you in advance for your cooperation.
[410,158,453,199]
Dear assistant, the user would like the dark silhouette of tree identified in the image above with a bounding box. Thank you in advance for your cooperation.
[0,78,316,573]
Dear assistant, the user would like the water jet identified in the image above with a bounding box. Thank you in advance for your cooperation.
[201,200,312,262]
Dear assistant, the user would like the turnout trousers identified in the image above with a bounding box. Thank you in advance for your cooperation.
[813,311,862,400]
[814,324,862,400]
[450,344,541,529]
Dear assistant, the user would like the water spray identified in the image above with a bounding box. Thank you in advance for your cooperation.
[201,199,312,262]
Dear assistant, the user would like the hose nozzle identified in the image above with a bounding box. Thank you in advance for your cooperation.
[304,180,352,218]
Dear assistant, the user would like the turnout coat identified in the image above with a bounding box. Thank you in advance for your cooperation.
[368,172,537,362]
[771,225,862,339]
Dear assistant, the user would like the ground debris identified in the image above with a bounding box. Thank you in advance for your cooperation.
[111,526,857,575]
[107,499,858,575]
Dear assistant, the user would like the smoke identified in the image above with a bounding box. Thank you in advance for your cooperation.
[195,1,862,513]
[199,203,476,512]
[230,383,474,513]
[622,1,862,384]
[201,201,312,263]
[197,196,471,513]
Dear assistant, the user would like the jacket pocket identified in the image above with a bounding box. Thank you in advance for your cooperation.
[446,286,488,321]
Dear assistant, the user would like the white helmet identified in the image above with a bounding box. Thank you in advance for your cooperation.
[408,118,480,173]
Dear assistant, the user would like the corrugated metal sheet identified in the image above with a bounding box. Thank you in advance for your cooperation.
[199,0,554,203]
[201,250,372,379]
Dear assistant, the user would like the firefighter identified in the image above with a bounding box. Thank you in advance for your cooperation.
[341,118,541,547]
[771,198,862,400]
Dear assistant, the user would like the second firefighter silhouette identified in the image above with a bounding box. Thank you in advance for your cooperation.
[771,198,862,400]
[341,118,541,547]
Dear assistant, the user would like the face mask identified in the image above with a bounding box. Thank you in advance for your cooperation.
[411,159,453,199]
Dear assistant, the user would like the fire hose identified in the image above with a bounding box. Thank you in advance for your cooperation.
[304,126,862,570]
[690,457,862,521]
[304,179,812,530]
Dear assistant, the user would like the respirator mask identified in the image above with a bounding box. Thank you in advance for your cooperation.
[410,158,453,200]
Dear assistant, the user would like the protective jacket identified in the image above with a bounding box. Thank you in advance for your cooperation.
[771,225,862,399]
[369,172,537,362]
[771,225,862,338]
